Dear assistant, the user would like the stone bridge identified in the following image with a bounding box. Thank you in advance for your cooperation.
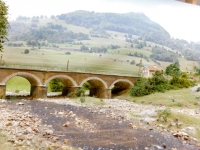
[0,67,139,99]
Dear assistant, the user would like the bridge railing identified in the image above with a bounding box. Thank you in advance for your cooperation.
[0,64,139,76]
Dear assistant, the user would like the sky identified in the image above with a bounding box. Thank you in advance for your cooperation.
[5,0,200,42]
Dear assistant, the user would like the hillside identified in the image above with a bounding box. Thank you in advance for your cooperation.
[57,10,170,45]
[3,10,200,73]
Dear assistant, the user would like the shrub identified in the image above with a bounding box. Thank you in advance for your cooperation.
[156,84,165,92]
[24,49,29,54]
[65,52,71,55]
[157,108,171,122]
[196,87,200,92]
[130,78,151,96]
[130,60,135,65]
[80,97,85,103]
[15,90,20,93]
[82,82,91,90]
[176,102,183,107]
[67,92,76,98]
[75,89,85,97]
[49,79,63,92]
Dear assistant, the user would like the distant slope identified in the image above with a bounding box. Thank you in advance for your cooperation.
[7,11,200,63]
[57,10,171,45]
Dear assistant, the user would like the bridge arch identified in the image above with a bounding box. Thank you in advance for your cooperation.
[45,75,77,87]
[2,72,42,86]
[80,77,108,88]
[45,75,78,96]
[109,79,133,96]
[80,77,108,98]
[109,79,133,89]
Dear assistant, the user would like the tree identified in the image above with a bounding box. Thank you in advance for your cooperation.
[0,0,9,52]
[24,49,29,54]
[130,60,135,65]
[165,63,181,76]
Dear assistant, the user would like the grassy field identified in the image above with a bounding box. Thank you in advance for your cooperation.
[6,76,30,92]
[2,46,142,75]
[118,88,200,109]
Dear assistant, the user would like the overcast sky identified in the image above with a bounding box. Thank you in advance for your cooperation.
[5,0,200,42]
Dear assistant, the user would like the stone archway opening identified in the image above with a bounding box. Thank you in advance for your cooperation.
[6,76,31,98]
[45,75,77,97]
[3,72,43,99]
[80,77,109,98]
[110,80,133,97]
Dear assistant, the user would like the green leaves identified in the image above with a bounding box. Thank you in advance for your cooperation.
[49,79,63,92]
[0,0,9,52]
[165,63,181,76]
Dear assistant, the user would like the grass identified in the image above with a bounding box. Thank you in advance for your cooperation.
[3,46,140,75]
[6,76,30,92]
[165,112,200,140]
[71,97,106,105]
[0,132,14,150]
[118,88,199,109]
[170,113,200,126]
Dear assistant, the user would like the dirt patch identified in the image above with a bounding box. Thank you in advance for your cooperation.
[1,98,199,150]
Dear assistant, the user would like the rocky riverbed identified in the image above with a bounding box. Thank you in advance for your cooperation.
[0,98,200,150]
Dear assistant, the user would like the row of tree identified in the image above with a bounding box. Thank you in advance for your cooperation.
[80,45,107,53]
[8,22,89,44]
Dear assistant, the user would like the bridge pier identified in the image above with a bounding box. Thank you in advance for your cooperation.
[62,86,81,96]
[31,86,47,99]
[89,87,111,99]
[0,85,6,99]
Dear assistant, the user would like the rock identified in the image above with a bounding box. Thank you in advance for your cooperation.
[63,122,70,127]
[7,139,15,143]
[33,128,39,133]
[162,143,166,149]
[129,123,137,129]
[58,112,64,115]
[53,137,59,142]
[5,122,12,126]
[45,129,53,135]
[61,146,69,150]
[184,136,190,140]
[63,139,68,144]
[182,141,187,144]
[17,102,25,105]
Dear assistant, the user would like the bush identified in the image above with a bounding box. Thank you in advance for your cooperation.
[157,108,171,122]
[24,49,29,54]
[130,71,170,96]
[67,92,76,98]
[65,52,71,55]
[15,90,20,93]
[130,70,196,97]
[130,78,152,96]
[75,89,85,97]
[156,84,165,92]
[80,97,85,103]
[82,82,91,90]
[130,60,135,65]
[49,79,63,92]
[196,87,200,92]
